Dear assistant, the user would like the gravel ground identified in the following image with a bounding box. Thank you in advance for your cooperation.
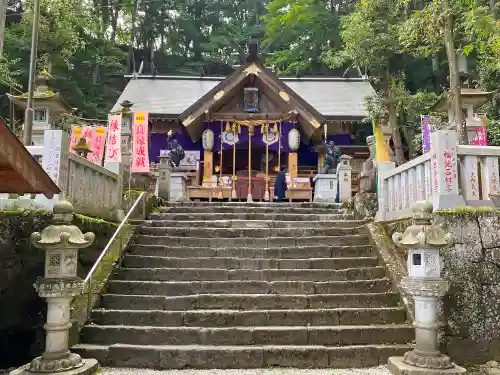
[101,366,392,375]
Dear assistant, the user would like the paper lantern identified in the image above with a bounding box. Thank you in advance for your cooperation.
[202,129,214,151]
[288,128,300,151]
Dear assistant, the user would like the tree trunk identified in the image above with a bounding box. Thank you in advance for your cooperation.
[110,6,119,42]
[128,0,138,73]
[442,0,468,144]
[384,69,405,166]
[490,0,497,18]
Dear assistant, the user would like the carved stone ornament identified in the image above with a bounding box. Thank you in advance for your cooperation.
[31,200,95,250]
[401,277,449,298]
[403,350,454,369]
[392,201,453,250]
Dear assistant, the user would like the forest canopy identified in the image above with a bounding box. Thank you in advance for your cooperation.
[0,0,499,155]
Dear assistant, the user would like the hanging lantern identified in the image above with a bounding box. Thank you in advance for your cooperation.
[288,128,300,151]
[272,122,279,134]
[202,129,214,151]
[225,122,231,132]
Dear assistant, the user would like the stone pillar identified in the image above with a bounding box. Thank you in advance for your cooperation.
[337,154,353,202]
[430,130,465,209]
[158,154,172,201]
[10,200,98,375]
[388,201,466,375]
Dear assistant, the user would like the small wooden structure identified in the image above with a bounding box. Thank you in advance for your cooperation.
[0,121,60,197]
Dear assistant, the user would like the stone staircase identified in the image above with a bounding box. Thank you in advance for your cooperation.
[73,202,413,369]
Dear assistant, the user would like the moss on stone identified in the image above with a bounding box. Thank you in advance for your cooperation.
[0,210,117,367]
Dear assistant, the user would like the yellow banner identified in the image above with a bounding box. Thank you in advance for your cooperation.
[373,119,390,163]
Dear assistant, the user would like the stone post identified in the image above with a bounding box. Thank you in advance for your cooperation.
[158,154,172,201]
[10,200,98,375]
[388,201,466,375]
[337,154,353,202]
[429,130,465,209]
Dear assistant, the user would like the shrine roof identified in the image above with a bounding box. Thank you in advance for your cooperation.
[111,75,374,119]
[0,121,60,197]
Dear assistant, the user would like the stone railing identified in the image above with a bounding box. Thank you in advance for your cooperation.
[4,130,124,221]
[376,130,500,221]
[376,152,432,221]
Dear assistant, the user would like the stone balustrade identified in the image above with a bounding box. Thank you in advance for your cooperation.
[1,130,124,221]
[376,130,500,221]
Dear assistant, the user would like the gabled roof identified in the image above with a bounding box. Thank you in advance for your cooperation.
[111,74,374,120]
[0,122,60,197]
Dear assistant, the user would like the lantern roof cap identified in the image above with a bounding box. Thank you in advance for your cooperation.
[392,201,453,249]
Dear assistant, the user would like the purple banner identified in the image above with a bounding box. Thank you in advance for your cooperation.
[422,115,431,153]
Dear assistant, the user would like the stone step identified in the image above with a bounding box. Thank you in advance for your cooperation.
[164,202,343,209]
[160,206,343,215]
[122,255,379,270]
[91,307,407,327]
[134,234,370,248]
[72,343,414,369]
[80,324,414,347]
[137,226,365,238]
[129,244,375,259]
[150,212,355,221]
[107,279,391,296]
[100,293,400,310]
[113,266,386,282]
[143,219,366,229]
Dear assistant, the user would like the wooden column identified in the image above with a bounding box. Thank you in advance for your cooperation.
[247,125,254,202]
[203,151,213,182]
[288,152,298,180]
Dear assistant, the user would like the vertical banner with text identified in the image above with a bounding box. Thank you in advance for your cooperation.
[131,111,150,173]
[105,114,122,162]
[421,115,431,153]
[88,126,107,165]
[471,114,488,146]
[69,126,81,154]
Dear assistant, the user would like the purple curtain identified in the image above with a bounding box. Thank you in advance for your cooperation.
[149,122,353,164]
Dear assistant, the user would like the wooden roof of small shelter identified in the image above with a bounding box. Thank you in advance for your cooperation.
[0,122,60,197]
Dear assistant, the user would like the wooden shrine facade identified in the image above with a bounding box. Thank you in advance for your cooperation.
[112,54,375,200]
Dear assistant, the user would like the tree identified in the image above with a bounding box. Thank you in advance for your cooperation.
[262,0,344,75]
[323,0,407,165]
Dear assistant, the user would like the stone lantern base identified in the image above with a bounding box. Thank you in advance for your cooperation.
[388,357,467,375]
[10,358,98,375]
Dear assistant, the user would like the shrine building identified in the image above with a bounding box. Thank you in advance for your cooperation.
[111,49,375,201]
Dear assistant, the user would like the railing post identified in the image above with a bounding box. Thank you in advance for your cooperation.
[375,161,396,221]
[429,130,465,209]
[10,200,98,375]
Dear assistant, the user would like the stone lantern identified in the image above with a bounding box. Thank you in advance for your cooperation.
[388,201,466,375]
[10,200,98,375]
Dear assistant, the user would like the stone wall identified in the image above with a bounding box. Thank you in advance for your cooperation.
[382,208,500,365]
[0,210,116,369]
